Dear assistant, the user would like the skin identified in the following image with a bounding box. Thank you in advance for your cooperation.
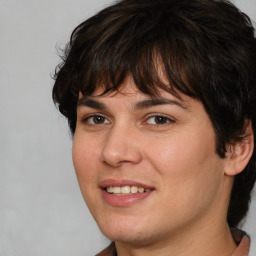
[72,75,248,256]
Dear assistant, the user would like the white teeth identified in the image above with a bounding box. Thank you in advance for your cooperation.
[121,186,130,194]
[106,186,151,195]
[138,187,144,193]
[113,187,121,194]
[130,186,138,193]
[106,187,115,193]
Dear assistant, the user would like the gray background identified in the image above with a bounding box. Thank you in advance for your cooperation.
[0,0,255,255]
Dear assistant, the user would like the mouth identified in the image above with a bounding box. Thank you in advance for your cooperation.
[100,179,155,206]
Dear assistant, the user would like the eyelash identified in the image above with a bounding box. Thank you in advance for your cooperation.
[144,114,175,126]
[80,113,175,126]
[81,114,110,125]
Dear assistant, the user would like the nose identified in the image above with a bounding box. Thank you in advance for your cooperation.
[100,125,143,167]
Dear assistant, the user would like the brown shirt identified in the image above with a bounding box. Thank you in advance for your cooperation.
[96,229,250,256]
[231,228,250,256]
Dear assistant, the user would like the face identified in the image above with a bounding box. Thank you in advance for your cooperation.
[72,76,231,246]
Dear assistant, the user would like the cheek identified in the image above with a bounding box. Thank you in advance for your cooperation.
[72,133,100,195]
[146,129,223,211]
[72,131,101,169]
[148,131,217,176]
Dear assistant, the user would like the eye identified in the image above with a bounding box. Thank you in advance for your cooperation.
[146,115,174,125]
[82,114,110,125]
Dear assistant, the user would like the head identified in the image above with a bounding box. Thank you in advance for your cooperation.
[53,0,256,235]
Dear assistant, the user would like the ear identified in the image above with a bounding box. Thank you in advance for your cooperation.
[224,121,254,176]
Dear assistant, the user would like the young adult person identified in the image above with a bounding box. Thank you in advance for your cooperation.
[52,0,256,255]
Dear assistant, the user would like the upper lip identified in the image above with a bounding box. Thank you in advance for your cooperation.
[99,179,155,190]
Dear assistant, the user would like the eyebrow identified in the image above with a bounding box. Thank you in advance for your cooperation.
[134,98,187,110]
[77,97,188,111]
[77,98,106,110]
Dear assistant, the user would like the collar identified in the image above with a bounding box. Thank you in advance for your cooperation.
[231,228,250,256]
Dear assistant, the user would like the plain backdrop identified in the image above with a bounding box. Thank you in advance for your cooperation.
[0,0,255,255]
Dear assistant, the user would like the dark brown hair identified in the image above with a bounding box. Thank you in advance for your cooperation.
[53,0,256,227]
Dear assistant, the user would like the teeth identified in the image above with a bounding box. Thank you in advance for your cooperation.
[138,187,144,193]
[106,186,151,195]
[106,187,114,193]
[121,186,130,194]
[113,187,121,194]
[131,186,138,193]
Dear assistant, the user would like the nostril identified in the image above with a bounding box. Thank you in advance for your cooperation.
[100,145,142,166]
[99,127,143,166]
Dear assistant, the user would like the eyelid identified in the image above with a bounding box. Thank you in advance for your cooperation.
[80,113,111,125]
[143,113,176,125]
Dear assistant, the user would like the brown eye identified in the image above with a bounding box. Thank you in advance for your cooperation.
[154,116,169,124]
[83,115,110,125]
[146,115,174,125]
[92,115,106,124]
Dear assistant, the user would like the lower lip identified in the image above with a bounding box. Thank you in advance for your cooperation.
[101,189,153,207]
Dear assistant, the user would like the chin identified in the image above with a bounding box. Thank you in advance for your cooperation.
[103,230,155,246]
[97,217,159,246]
[96,216,139,239]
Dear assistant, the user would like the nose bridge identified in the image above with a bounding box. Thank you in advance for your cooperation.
[100,122,142,166]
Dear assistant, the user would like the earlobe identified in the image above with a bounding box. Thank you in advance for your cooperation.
[224,121,254,176]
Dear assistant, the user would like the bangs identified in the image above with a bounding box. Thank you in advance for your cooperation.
[80,45,196,100]
[72,6,199,99]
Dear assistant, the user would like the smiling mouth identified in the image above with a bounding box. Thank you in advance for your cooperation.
[105,186,152,195]
[101,181,154,206]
